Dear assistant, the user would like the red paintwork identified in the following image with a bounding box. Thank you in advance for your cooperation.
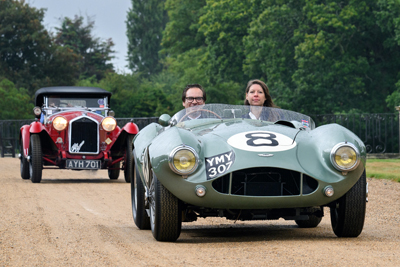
[121,122,139,135]
[19,110,138,170]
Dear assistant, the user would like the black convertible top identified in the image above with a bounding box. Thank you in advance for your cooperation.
[35,86,112,106]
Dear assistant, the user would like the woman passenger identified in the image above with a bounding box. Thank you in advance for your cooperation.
[244,79,276,120]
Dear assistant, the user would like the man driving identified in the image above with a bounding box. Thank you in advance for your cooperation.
[181,84,206,120]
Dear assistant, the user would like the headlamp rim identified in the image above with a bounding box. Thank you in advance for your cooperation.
[168,145,199,175]
[330,142,360,172]
[101,116,117,132]
[52,116,68,131]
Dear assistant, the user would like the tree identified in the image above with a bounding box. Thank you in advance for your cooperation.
[76,72,173,117]
[161,0,206,56]
[0,78,33,119]
[198,0,257,86]
[54,15,115,81]
[126,0,168,76]
[245,0,400,114]
[0,0,79,93]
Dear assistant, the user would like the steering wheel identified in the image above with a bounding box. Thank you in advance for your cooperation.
[179,109,222,123]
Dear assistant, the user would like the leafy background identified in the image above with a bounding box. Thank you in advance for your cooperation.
[1,0,400,120]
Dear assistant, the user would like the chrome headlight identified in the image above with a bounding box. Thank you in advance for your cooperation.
[52,116,68,131]
[33,106,42,117]
[169,145,199,176]
[102,117,117,132]
[330,142,360,172]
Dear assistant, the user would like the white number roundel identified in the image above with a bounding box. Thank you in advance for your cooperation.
[227,131,296,152]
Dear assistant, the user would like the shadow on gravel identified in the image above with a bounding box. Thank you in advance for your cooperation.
[177,224,337,243]
[39,178,125,184]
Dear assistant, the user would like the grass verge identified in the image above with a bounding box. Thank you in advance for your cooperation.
[366,159,400,182]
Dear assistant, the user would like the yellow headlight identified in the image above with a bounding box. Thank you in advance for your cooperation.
[102,117,117,132]
[52,116,68,131]
[330,143,360,172]
[169,146,199,175]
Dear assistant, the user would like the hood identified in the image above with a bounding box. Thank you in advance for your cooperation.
[48,110,105,122]
[193,119,300,147]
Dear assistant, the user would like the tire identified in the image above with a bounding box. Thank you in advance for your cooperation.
[149,171,182,242]
[20,142,30,180]
[295,215,322,228]
[124,135,134,183]
[131,155,150,229]
[29,134,42,183]
[330,170,367,237]
[108,162,120,180]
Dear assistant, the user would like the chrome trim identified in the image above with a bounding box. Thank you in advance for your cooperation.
[168,145,199,176]
[330,142,360,172]
[68,115,99,154]
[258,153,274,157]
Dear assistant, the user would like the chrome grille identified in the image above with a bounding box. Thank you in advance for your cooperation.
[69,117,99,154]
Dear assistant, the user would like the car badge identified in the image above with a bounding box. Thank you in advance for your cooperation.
[71,141,85,153]
[56,137,63,144]
[258,153,274,157]
[105,138,112,145]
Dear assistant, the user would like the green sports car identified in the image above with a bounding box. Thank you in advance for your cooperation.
[131,104,367,241]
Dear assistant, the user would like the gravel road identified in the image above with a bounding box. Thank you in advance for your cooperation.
[1,158,399,266]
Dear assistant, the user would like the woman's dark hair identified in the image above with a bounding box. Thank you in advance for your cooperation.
[244,79,275,107]
[182,84,206,102]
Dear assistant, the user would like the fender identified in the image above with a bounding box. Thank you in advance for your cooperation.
[121,122,139,135]
[30,121,46,133]
[20,125,31,158]
[20,122,47,158]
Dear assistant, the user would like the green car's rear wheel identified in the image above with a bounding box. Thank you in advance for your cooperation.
[124,135,134,183]
[330,170,366,237]
[149,171,182,242]
[131,154,150,230]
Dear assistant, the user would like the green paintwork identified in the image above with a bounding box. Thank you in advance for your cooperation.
[133,104,366,210]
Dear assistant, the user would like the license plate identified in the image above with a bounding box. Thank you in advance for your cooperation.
[66,159,100,169]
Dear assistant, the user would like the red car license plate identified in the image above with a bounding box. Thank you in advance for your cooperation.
[66,159,100,169]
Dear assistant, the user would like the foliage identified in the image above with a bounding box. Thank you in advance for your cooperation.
[245,0,400,114]
[76,73,173,117]
[126,0,168,76]
[0,79,33,119]
[198,0,255,86]
[54,15,115,81]
[0,0,79,94]
[161,0,206,56]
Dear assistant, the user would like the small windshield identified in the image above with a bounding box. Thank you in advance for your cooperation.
[43,95,109,117]
[170,104,315,129]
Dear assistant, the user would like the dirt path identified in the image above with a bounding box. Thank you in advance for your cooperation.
[1,158,399,266]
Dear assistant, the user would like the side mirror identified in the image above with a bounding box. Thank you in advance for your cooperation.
[158,114,171,127]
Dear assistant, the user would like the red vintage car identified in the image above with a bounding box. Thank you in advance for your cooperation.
[19,86,139,183]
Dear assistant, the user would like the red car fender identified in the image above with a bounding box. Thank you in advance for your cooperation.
[29,121,46,133]
[121,122,139,135]
[20,121,47,158]
[20,125,31,158]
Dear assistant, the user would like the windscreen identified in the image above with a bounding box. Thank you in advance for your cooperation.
[170,104,315,129]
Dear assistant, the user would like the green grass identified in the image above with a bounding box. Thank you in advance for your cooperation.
[366,159,400,182]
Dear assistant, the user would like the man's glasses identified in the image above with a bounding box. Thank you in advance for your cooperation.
[186,97,204,103]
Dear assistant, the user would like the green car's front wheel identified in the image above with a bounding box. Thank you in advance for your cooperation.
[149,171,182,242]
[330,170,366,237]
